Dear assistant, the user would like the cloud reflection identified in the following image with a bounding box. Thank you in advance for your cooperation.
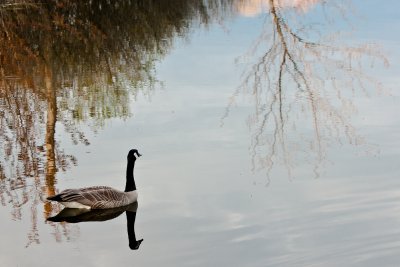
[237,0,320,17]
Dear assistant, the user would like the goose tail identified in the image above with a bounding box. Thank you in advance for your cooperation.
[47,194,62,202]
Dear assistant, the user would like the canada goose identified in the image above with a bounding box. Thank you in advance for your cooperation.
[47,202,143,250]
[47,149,141,209]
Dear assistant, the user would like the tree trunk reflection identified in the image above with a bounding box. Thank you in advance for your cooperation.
[44,64,57,218]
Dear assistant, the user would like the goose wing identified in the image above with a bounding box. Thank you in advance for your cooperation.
[48,186,130,209]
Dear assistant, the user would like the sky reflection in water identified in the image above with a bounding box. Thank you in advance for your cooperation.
[1,0,400,266]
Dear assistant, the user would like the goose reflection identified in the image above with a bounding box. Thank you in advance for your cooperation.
[47,202,143,250]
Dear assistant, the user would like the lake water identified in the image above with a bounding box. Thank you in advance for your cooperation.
[1,1,400,266]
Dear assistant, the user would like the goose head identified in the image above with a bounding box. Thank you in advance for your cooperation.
[127,149,142,161]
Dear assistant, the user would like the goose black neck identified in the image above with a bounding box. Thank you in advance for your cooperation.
[125,159,136,192]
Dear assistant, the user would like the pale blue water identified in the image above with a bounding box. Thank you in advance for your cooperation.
[1,1,400,266]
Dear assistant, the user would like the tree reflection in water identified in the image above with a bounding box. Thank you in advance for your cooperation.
[225,0,388,180]
[0,0,229,246]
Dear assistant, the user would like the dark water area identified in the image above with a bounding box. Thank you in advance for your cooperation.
[1,0,400,266]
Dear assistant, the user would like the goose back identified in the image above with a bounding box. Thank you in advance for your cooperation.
[51,186,137,209]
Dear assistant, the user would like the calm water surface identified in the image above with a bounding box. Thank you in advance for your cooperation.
[1,0,400,266]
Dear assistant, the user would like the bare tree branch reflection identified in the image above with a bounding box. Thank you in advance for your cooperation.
[225,0,388,180]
